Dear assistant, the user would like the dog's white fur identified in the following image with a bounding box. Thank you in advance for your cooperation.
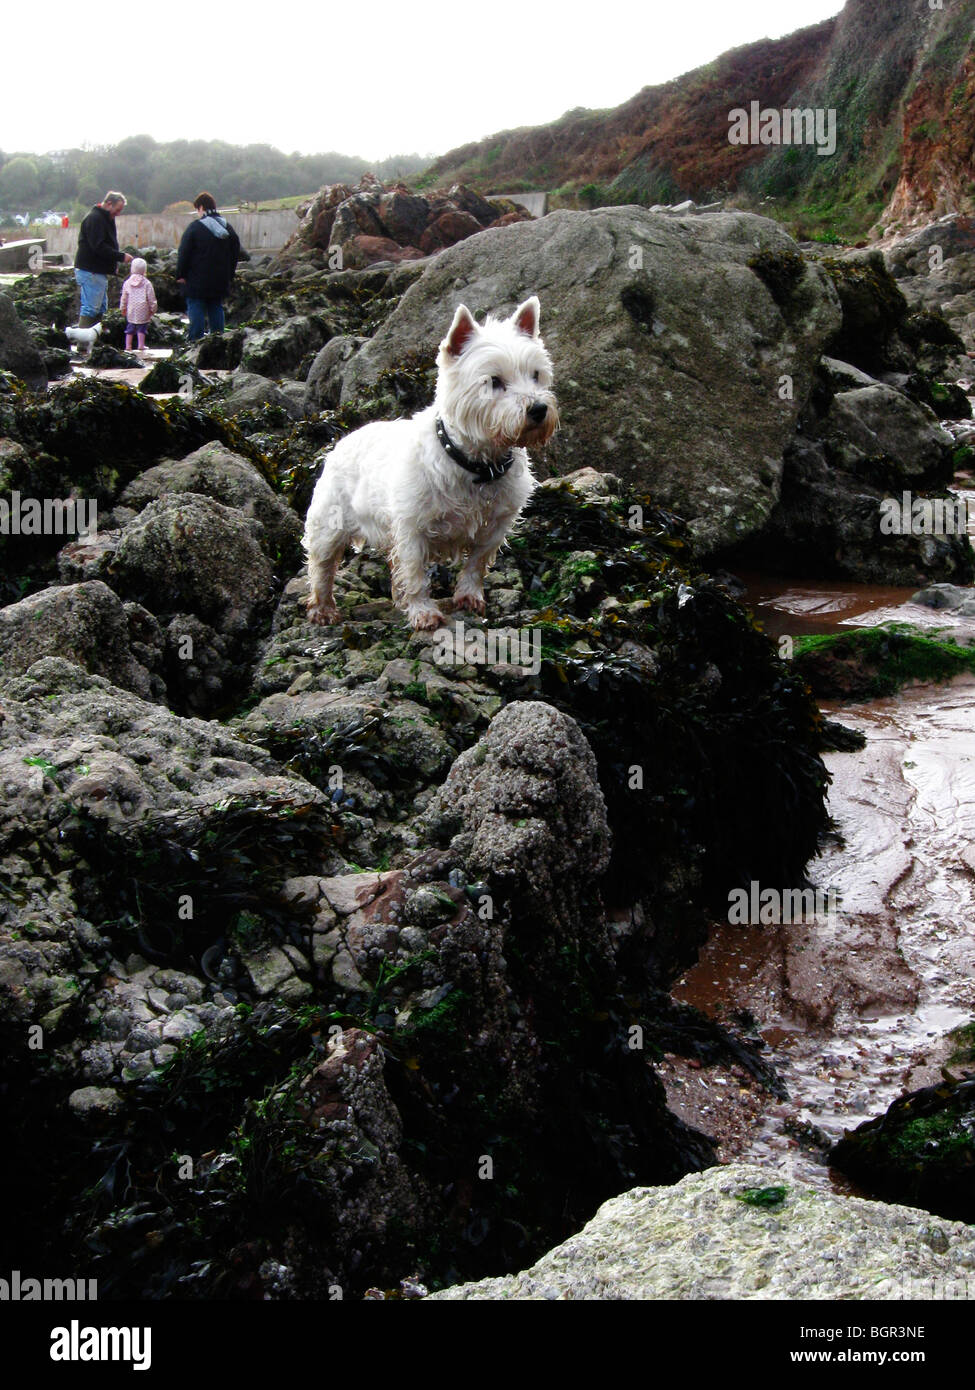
[302,296,558,630]
[65,323,103,353]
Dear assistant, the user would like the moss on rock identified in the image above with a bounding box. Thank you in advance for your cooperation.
[831,1076,975,1224]
[794,627,975,701]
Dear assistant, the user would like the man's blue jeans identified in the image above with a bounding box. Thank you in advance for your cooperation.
[74,268,108,319]
[186,298,225,340]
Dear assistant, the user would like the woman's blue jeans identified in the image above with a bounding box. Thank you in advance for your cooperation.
[185,298,225,340]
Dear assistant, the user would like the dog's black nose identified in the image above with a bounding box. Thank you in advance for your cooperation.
[527,402,548,424]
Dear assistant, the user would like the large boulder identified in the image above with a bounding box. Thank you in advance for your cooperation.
[424,700,611,934]
[831,1074,975,1224]
[0,580,164,700]
[110,492,278,713]
[721,364,973,585]
[0,290,47,391]
[240,315,329,379]
[883,214,975,355]
[428,1162,975,1300]
[219,369,304,421]
[338,207,842,557]
[118,441,303,568]
[820,384,951,480]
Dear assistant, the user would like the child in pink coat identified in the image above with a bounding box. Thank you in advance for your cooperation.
[119,257,157,351]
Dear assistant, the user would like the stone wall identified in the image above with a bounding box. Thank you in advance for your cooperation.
[40,209,299,259]
[0,238,45,271]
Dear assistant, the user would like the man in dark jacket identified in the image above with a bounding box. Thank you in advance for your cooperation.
[74,191,132,326]
[176,192,242,340]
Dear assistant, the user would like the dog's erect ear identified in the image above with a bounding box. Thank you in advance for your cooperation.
[444,304,478,357]
[511,296,540,338]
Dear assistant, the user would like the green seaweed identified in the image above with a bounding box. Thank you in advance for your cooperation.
[735,1185,789,1208]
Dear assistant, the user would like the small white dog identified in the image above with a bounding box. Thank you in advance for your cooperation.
[65,322,103,355]
[302,295,558,630]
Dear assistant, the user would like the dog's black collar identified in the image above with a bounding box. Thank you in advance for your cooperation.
[435,416,515,484]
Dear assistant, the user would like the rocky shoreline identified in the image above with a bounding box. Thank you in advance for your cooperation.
[1,185,974,1298]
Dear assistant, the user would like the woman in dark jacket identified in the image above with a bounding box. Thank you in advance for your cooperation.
[176,192,242,340]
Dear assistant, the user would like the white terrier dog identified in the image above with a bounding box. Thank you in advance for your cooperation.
[65,322,103,355]
[302,296,558,630]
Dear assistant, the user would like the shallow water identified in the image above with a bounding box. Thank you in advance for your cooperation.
[738,570,921,641]
[669,545,975,1187]
[673,678,975,1182]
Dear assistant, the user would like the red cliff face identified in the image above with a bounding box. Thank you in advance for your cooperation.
[422,0,974,239]
[885,48,975,228]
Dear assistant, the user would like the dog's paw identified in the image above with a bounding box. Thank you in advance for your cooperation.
[307,597,340,626]
[452,592,486,615]
[409,608,447,632]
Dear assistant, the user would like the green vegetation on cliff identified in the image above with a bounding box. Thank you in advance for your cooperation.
[422,0,974,241]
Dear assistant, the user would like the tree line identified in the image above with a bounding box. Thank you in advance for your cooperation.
[0,135,430,222]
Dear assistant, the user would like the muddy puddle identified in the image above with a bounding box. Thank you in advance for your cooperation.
[738,571,922,642]
[665,544,975,1187]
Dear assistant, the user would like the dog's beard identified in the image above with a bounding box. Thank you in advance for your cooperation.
[511,406,560,450]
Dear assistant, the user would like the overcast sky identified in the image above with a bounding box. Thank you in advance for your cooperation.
[4,0,845,160]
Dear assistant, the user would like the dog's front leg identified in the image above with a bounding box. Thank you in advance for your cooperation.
[452,553,493,615]
[390,534,445,631]
[306,533,348,625]
[452,520,513,615]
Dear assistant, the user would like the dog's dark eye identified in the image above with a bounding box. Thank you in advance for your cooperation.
[532,371,540,383]
[491,376,505,391]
